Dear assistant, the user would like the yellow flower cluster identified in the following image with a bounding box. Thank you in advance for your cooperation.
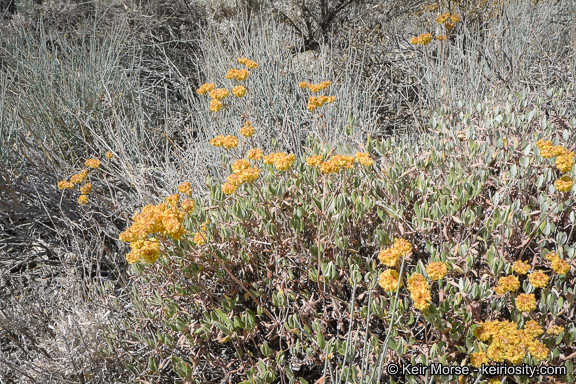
[319,154,355,174]
[232,85,246,98]
[209,88,229,100]
[70,169,88,184]
[80,183,92,194]
[554,175,573,193]
[494,275,520,295]
[209,99,222,112]
[237,57,258,69]
[193,231,207,246]
[378,269,402,292]
[425,262,447,280]
[354,152,374,167]
[197,82,216,95]
[177,182,193,196]
[407,273,432,311]
[528,270,549,288]
[225,68,250,81]
[549,254,570,275]
[548,324,564,335]
[307,95,336,111]
[85,158,101,169]
[306,155,323,167]
[436,35,447,41]
[524,320,544,337]
[537,140,575,191]
[119,197,192,263]
[435,12,450,24]
[240,121,255,137]
[263,152,296,171]
[473,319,548,364]
[78,195,88,205]
[469,351,488,368]
[126,238,162,264]
[409,33,433,46]
[516,293,537,312]
[378,238,413,267]
[106,151,114,159]
[299,81,332,93]
[247,148,263,161]
[209,135,239,149]
[512,260,531,275]
[180,199,195,213]
[58,180,74,190]
[232,159,251,173]
[222,166,260,195]
[555,151,574,173]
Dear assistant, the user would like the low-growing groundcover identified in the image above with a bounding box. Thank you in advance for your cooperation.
[58,59,576,383]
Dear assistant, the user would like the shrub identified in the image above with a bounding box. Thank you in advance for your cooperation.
[97,56,576,383]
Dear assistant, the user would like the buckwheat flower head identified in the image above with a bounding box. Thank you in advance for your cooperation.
[209,99,223,112]
[222,135,239,149]
[209,88,229,100]
[319,161,337,173]
[232,159,251,173]
[330,154,355,171]
[548,324,564,335]
[240,121,255,137]
[523,320,544,337]
[516,293,537,312]
[180,199,195,213]
[444,22,455,31]
[378,248,400,267]
[78,194,88,205]
[298,81,309,89]
[426,262,447,280]
[232,85,246,98]
[166,193,180,207]
[85,158,101,169]
[222,182,237,195]
[106,151,114,159]
[58,180,74,190]
[247,148,263,161]
[193,232,207,245]
[451,14,461,23]
[554,175,573,192]
[80,183,92,194]
[419,33,433,45]
[378,269,402,292]
[551,256,570,275]
[528,270,549,288]
[436,12,450,24]
[494,275,520,295]
[177,182,192,196]
[538,140,556,158]
[513,260,531,275]
[555,152,574,173]
[236,69,249,81]
[355,152,374,166]
[409,36,420,45]
[197,82,215,95]
[407,273,432,310]
[394,238,412,256]
[436,35,447,41]
[210,135,225,147]
[306,155,323,167]
[469,352,488,368]
[527,340,548,360]
[552,145,568,157]
[225,68,238,79]
[70,169,89,184]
